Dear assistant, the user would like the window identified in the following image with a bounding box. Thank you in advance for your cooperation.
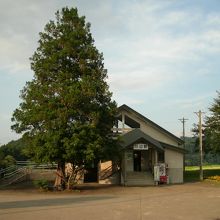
[158,152,165,163]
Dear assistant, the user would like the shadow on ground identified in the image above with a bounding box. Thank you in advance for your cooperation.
[0,195,115,209]
[185,168,220,182]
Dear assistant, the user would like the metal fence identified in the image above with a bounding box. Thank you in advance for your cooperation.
[0,161,57,181]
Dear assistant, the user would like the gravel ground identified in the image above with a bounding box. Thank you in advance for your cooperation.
[0,182,220,220]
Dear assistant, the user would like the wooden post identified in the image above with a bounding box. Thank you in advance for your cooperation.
[195,110,204,181]
[198,110,203,181]
[179,117,188,180]
[122,113,125,133]
[155,150,158,164]
[124,151,127,186]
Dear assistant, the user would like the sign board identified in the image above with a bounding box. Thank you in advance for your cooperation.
[133,143,148,150]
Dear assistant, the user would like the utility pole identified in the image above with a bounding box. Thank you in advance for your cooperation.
[179,117,188,179]
[179,117,188,148]
[194,110,205,181]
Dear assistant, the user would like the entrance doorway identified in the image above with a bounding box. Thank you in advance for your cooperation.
[133,151,141,171]
[84,167,98,182]
[84,161,98,183]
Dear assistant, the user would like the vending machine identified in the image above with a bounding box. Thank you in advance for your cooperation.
[154,163,168,184]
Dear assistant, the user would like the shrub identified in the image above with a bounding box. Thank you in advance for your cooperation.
[33,179,49,190]
[206,176,220,182]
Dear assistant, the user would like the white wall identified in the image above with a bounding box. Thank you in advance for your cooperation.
[165,148,183,183]
[121,110,179,146]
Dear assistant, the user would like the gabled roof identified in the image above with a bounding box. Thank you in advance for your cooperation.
[118,104,184,145]
[160,142,186,153]
[120,128,164,151]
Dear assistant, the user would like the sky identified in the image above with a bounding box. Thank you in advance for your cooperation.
[0,0,220,144]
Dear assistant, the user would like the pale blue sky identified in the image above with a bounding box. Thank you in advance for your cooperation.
[0,0,220,144]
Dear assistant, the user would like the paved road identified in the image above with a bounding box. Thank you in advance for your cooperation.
[0,182,220,220]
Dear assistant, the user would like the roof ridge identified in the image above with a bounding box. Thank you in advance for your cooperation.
[118,104,183,144]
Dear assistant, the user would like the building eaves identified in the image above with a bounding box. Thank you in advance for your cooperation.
[119,128,164,151]
[160,142,187,153]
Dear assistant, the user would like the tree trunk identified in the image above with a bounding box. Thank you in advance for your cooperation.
[66,164,84,190]
[54,161,66,190]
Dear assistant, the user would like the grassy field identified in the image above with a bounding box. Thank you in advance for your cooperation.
[185,164,220,182]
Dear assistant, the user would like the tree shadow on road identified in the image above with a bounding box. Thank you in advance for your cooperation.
[0,195,115,209]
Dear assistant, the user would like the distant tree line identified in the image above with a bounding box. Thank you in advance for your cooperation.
[185,91,220,166]
[185,136,220,166]
[0,138,30,169]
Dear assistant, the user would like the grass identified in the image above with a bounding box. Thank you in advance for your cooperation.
[185,164,220,182]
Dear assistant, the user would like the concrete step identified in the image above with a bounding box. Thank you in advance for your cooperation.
[125,171,154,186]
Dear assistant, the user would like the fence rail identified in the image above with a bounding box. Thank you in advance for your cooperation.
[0,165,17,175]
[16,161,57,168]
[0,161,57,186]
[3,167,28,179]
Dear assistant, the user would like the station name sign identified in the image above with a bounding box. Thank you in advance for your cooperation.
[133,143,148,150]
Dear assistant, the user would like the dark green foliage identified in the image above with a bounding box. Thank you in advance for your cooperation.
[11,8,118,169]
[185,167,220,182]
[184,136,197,153]
[0,154,16,169]
[191,124,210,153]
[33,179,49,190]
[187,91,220,165]
[2,155,16,165]
[0,138,30,169]
[205,91,220,153]
[0,139,29,161]
[184,136,199,166]
[184,135,220,165]
[184,169,200,182]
